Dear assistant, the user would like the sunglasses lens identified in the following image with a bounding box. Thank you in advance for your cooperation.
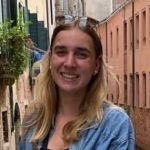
[64,15,73,24]
[56,15,99,28]
[79,17,87,27]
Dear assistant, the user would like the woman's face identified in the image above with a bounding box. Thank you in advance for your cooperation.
[50,28,99,94]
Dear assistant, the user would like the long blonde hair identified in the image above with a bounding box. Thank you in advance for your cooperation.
[22,23,109,145]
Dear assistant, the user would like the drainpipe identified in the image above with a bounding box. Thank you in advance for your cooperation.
[131,1,137,146]
[106,22,108,64]
[132,0,135,110]
[106,21,109,100]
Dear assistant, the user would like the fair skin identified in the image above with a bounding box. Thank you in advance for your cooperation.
[48,28,99,150]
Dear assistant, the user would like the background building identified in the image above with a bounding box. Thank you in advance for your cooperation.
[98,0,150,149]
[55,0,85,17]
[47,0,55,44]
[27,0,48,51]
[86,0,112,21]
[55,0,112,21]
[112,0,128,11]
[0,0,47,149]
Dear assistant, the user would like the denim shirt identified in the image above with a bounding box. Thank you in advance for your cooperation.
[18,103,135,150]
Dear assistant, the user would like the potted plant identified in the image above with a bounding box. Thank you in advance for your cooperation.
[0,14,29,85]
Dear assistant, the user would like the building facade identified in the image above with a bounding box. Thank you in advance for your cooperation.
[55,0,85,17]
[0,0,48,149]
[112,0,128,11]
[86,0,112,21]
[47,0,55,44]
[98,0,150,148]
[54,0,112,22]
[0,1,30,149]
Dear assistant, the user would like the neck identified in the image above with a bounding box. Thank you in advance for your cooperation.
[57,90,86,116]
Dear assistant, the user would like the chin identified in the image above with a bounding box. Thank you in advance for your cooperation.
[60,86,82,93]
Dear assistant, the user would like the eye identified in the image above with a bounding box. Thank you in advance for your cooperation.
[53,46,67,56]
[76,51,89,59]
[75,48,90,59]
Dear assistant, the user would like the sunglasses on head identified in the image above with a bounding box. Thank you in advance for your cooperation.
[56,15,99,28]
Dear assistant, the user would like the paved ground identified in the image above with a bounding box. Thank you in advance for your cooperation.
[136,145,144,150]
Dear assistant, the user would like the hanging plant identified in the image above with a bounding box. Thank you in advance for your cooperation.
[0,12,30,85]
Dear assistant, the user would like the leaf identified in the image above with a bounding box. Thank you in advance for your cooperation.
[0,11,30,79]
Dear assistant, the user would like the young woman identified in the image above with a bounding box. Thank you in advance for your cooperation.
[18,16,135,150]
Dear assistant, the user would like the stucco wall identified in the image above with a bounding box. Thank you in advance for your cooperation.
[86,0,111,21]
[98,0,150,148]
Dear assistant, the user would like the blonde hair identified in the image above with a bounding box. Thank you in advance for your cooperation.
[21,23,110,145]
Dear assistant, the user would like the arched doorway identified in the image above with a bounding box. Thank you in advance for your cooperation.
[14,103,21,150]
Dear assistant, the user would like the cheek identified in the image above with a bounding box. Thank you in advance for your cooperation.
[50,59,57,76]
[80,61,96,75]
[50,55,59,68]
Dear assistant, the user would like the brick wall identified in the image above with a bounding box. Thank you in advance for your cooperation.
[131,108,150,149]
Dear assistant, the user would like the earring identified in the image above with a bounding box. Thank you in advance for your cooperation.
[94,70,98,75]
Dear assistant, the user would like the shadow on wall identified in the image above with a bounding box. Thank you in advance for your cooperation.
[0,85,7,105]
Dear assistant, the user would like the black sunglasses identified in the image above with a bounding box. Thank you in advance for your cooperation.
[56,15,99,28]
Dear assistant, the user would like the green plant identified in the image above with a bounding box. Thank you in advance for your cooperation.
[0,14,29,85]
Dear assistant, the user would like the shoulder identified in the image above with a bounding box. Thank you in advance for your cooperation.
[74,102,135,149]
[103,102,130,123]
[100,102,135,142]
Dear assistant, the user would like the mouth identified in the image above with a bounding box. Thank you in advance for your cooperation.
[60,72,79,81]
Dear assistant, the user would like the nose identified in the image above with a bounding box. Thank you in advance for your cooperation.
[64,53,77,68]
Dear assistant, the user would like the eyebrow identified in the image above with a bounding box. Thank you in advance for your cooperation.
[53,45,66,50]
[53,45,91,54]
[76,47,91,54]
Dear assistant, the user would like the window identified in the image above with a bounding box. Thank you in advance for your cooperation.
[124,75,127,104]
[110,31,113,57]
[111,94,114,102]
[2,111,9,142]
[116,27,119,55]
[1,0,11,20]
[142,10,146,46]
[130,18,133,50]
[116,75,119,102]
[10,0,17,24]
[32,66,41,85]
[0,1,2,21]
[25,0,28,6]
[142,73,146,107]
[135,14,139,49]
[135,73,139,106]
[130,74,133,106]
[50,0,53,25]
[124,21,127,50]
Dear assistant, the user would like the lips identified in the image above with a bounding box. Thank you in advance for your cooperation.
[61,72,79,80]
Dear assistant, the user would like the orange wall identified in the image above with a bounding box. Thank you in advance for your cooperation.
[98,0,150,108]
[98,0,150,148]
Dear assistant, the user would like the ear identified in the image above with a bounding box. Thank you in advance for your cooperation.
[93,57,100,75]
[49,51,52,69]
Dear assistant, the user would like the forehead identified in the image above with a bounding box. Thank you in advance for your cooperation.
[53,28,94,49]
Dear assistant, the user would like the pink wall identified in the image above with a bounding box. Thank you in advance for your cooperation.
[98,0,150,148]
[98,0,150,108]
